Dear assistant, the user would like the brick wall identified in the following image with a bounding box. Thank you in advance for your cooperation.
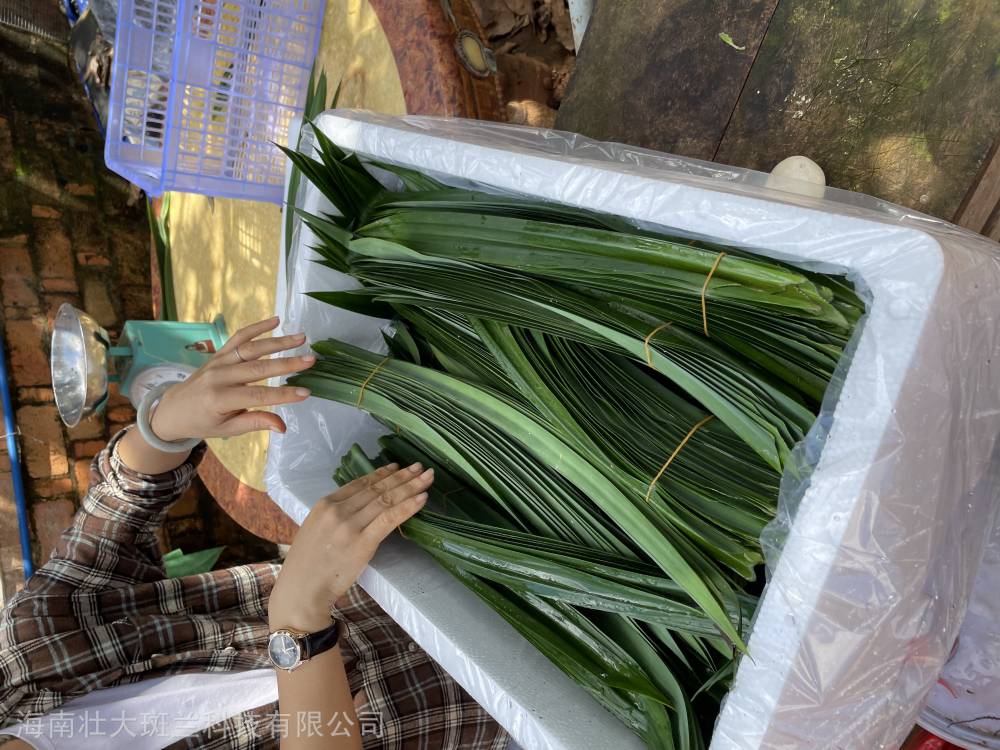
[0,18,275,599]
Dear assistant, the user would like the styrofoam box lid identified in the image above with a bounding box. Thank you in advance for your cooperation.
[265,111,1000,750]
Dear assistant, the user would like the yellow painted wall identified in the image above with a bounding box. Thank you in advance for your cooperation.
[169,0,406,490]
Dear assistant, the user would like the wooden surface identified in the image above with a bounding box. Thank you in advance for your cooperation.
[558,0,1000,222]
[199,449,299,545]
[955,134,1000,240]
[716,0,1000,220]
[371,0,504,119]
[558,0,779,160]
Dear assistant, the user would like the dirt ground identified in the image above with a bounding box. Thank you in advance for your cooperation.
[468,0,576,126]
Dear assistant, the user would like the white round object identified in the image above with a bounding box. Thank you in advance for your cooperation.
[766,155,827,199]
[126,364,197,407]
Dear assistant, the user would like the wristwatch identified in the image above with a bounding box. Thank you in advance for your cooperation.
[267,619,342,671]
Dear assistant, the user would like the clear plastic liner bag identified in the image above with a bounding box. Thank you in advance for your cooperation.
[265,111,1000,750]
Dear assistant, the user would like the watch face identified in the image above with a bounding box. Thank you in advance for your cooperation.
[268,631,301,670]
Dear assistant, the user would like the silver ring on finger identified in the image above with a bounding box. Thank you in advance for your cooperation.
[234,345,247,363]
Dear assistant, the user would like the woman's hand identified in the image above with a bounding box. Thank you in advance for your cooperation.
[270,468,429,750]
[118,316,315,475]
[269,463,433,632]
[151,316,315,442]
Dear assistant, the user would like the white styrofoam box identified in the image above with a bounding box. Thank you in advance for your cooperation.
[268,119,643,750]
[265,111,1000,750]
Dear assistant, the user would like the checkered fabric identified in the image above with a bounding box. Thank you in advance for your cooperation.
[0,428,508,749]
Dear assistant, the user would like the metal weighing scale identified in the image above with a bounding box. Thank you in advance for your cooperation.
[50,303,227,426]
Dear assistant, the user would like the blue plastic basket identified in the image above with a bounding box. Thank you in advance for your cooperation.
[105,0,324,202]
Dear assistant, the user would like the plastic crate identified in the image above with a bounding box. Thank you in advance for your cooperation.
[105,0,324,202]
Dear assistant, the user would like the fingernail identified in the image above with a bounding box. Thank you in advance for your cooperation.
[295,387,311,397]
[294,332,307,340]
[270,424,284,433]
[408,462,422,473]
[302,355,316,364]
[414,492,428,504]
[421,468,434,480]
[386,463,399,471]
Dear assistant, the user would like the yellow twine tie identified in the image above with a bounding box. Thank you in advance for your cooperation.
[644,415,714,503]
[700,251,726,337]
[642,322,672,367]
[356,357,390,407]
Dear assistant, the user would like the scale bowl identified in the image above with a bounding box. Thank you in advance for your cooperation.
[51,304,110,427]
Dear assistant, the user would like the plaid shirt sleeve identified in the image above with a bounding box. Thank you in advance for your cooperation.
[0,427,508,750]
[0,427,278,727]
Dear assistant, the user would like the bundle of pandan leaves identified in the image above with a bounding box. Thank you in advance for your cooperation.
[281,125,863,749]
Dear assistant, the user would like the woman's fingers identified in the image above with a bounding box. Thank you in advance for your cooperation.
[351,468,434,527]
[214,354,316,385]
[216,409,287,437]
[217,317,280,356]
[336,463,425,515]
[217,384,312,412]
[326,464,399,503]
[362,493,429,546]
[227,332,308,363]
